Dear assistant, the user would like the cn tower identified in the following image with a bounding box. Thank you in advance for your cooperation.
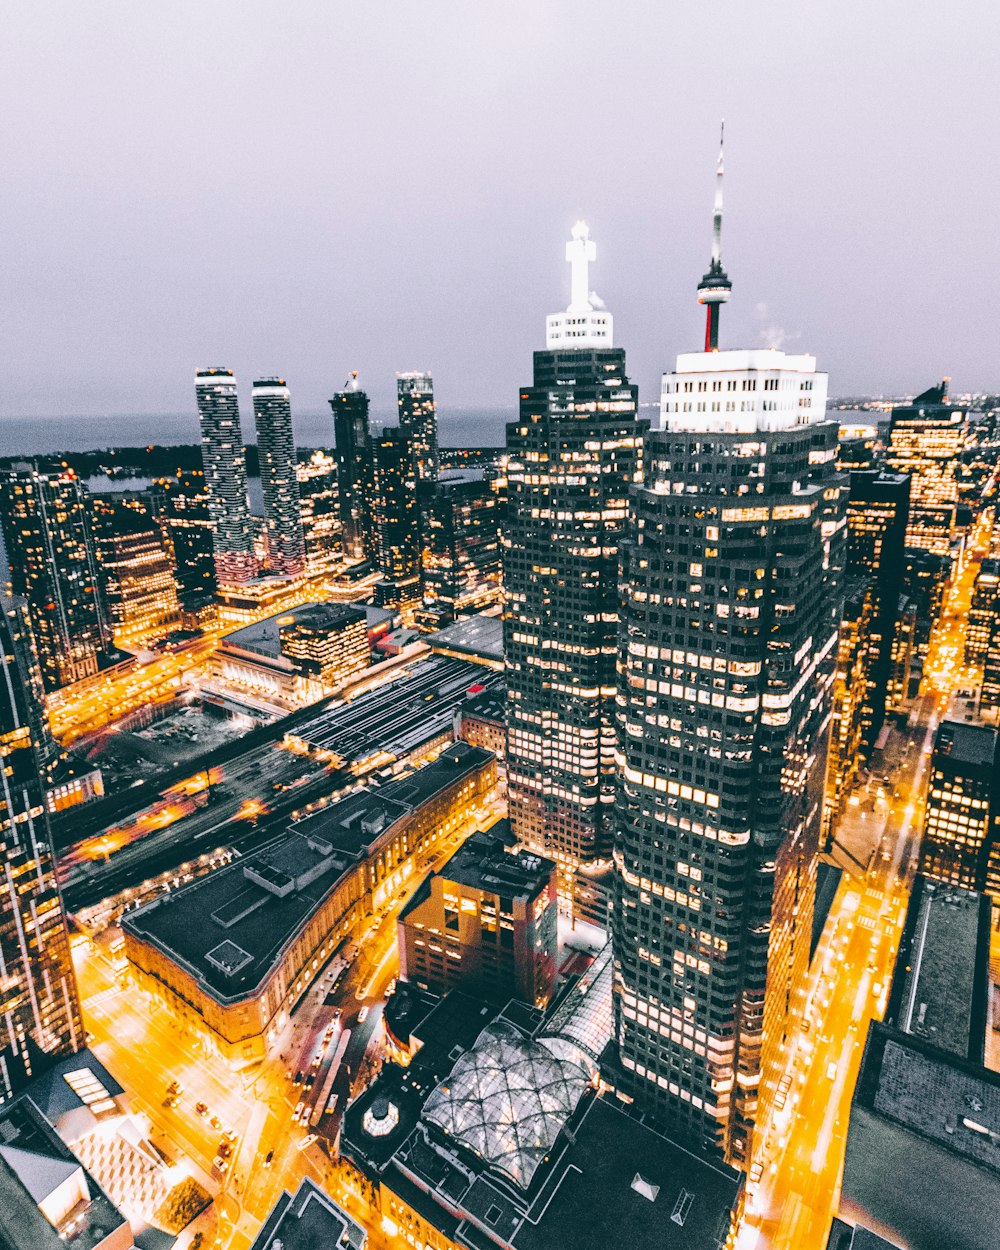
[696,122,732,351]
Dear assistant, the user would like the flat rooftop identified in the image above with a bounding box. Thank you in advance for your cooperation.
[249,1177,366,1250]
[461,686,506,724]
[427,614,504,664]
[884,877,990,1062]
[222,600,367,660]
[933,719,999,770]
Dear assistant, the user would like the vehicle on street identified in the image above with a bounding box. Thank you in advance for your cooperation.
[826,1062,838,1081]
[195,1102,208,1117]
[264,1149,274,1167]
[358,1005,370,1024]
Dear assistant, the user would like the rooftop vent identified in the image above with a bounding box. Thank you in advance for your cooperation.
[205,940,253,978]
[361,807,388,836]
[671,1188,695,1226]
[631,1174,659,1203]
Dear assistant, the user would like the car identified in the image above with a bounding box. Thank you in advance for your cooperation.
[163,1094,179,1109]
[166,1080,181,1095]
[209,1115,222,1131]
[293,1101,306,1123]
[293,1070,303,1085]
[305,1073,316,1090]
[222,1127,238,1142]
[195,1102,208,1117]
[826,1062,838,1081]
[358,1006,370,1024]
[264,1149,274,1167]
[213,1155,230,1174]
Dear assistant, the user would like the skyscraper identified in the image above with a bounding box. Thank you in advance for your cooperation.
[373,428,422,613]
[91,493,181,646]
[419,479,501,625]
[252,377,307,579]
[612,148,842,1165]
[195,368,256,585]
[329,374,376,563]
[397,371,438,484]
[885,382,966,557]
[0,595,82,1099]
[504,222,643,922]
[845,470,911,748]
[153,467,218,624]
[296,450,342,576]
[0,464,111,692]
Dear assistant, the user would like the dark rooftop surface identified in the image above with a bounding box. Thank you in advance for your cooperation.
[122,742,493,1002]
[249,1177,365,1250]
[827,1220,903,1250]
[222,600,367,660]
[399,827,554,923]
[461,685,506,724]
[933,718,999,770]
[884,877,990,1062]
[427,614,504,663]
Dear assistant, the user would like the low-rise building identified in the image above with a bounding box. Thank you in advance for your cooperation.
[122,743,497,1063]
[250,1177,365,1250]
[398,826,558,1007]
[341,962,741,1250]
[214,600,370,704]
[457,685,506,758]
[426,613,504,670]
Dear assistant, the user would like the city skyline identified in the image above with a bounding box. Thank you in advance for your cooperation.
[3,4,999,422]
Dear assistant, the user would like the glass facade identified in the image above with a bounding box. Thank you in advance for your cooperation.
[91,493,181,645]
[329,383,376,563]
[153,467,218,622]
[296,450,342,576]
[195,368,257,585]
[397,371,438,485]
[374,429,421,613]
[420,479,501,623]
[885,384,966,557]
[253,378,306,578]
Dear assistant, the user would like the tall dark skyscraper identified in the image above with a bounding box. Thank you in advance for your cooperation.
[329,374,376,563]
[0,464,111,692]
[0,595,82,1099]
[397,371,438,484]
[91,493,181,646]
[252,377,307,579]
[419,479,501,624]
[373,428,422,613]
[195,368,257,585]
[504,223,642,923]
[885,382,966,557]
[153,467,218,624]
[845,470,910,749]
[612,161,843,1166]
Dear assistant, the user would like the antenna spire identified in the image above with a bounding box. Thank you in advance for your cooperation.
[697,120,733,351]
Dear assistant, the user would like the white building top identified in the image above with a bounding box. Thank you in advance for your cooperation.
[660,347,828,433]
[545,221,614,350]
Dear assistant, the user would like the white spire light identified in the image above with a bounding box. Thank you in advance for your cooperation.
[545,220,614,350]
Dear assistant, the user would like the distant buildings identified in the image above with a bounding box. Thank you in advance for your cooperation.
[373,428,422,614]
[0,597,83,1100]
[122,743,496,1063]
[91,494,181,646]
[0,464,111,691]
[827,577,876,828]
[966,555,1000,676]
[398,826,558,1007]
[836,424,878,473]
[252,377,307,578]
[153,466,218,624]
[917,719,1000,901]
[194,367,256,584]
[504,222,642,922]
[885,382,966,557]
[397,371,438,485]
[330,375,376,563]
[296,449,341,576]
[900,546,951,659]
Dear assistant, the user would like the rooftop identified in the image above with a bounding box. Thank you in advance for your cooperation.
[249,1177,366,1250]
[427,614,504,665]
[884,877,990,1062]
[222,601,367,660]
[461,685,506,725]
[933,719,999,771]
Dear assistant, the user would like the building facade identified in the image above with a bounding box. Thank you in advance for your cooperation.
[846,471,910,748]
[398,827,558,1007]
[0,597,83,1100]
[966,556,1000,668]
[374,429,422,614]
[296,450,342,576]
[153,467,218,624]
[91,494,181,646]
[252,377,307,579]
[504,223,643,921]
[420,479,501,624]
[195,368,257,584]
[397,371,438,485]
[885,382,966,557]
[0,465,111,691]
[330,376,376,563]
[615,336,842,1164]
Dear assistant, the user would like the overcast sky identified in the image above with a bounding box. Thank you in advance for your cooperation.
[2,1,998,422]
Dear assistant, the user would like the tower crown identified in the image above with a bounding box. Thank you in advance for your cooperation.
[545,221,614,349]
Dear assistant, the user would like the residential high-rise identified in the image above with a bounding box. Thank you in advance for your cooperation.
[252,377,306,579]
[918,719,1000,901]
[153,467,218,623]
[0,596,82,1100]
[0,465,111,692]
[885,382,966,557]
[966,557,1000,667]
[296,450,341,576]
[419,479,501,625]
[373,428,422,613]
[612,151,842,1165]
[504,222,642,923]
[329,374,376,563]
[845,470,910,748]
[901,546,951,658]
[397,371,438,484]
[91,494,181,646]
[194,368,256,585]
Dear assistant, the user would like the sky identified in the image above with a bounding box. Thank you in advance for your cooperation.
[2,1,998,425]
